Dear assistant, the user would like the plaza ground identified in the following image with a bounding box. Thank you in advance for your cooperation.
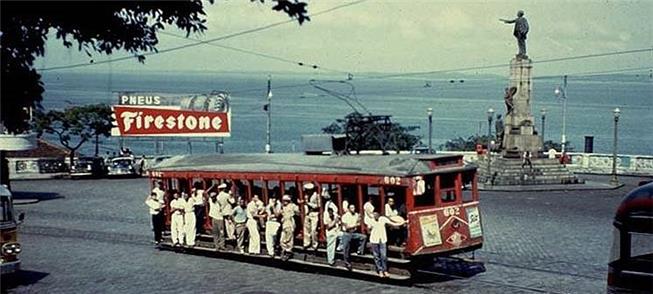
[2,174,651,293]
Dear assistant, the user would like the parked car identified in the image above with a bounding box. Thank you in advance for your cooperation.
[106,157,139,177]
[70,157,106,179]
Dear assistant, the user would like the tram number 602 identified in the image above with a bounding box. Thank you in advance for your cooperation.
[443,206,460,217]
[383,176,402,185]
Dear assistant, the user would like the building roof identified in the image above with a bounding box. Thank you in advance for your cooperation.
[151,153,472,177]
[5,139,70,158]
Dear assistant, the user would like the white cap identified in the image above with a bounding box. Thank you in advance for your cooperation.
[303,183,314,189]
[282,195,292,201]
[218,183,227,189]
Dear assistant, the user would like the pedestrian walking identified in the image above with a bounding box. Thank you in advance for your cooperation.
[522,150,533,169]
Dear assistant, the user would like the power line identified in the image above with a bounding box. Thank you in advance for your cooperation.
[38,0,369,72]
[365,47,653,80]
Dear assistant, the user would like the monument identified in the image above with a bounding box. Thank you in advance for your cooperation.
[478,11,581,187]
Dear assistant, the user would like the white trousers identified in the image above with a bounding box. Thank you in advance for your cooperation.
[184,212,196,246]
[303,212,319,248]
[265,221,280,256]
[246,218,260,254]
[171,214,185,244]
[225,218,236,240]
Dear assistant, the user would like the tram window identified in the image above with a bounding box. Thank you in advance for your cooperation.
[385,187,407,217]
[177,178,189,194]
[442,190,455,203]
[441,174,456,190]
[235,180,250,200]
[365,186,381,213]
[252,181,265,201]
[192,178,203,190]
[341,184,358,212]
[268,181,281,200]
[414,175,435,207]
[285,182,298,200]
[462,172,475,203]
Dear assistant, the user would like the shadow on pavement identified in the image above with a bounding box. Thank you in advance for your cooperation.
[12,191,63,202]
[1,270,49,292]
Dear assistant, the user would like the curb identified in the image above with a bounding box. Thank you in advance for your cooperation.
[479,181,623,192]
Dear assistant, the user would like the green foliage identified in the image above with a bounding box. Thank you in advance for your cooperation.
[440,135,494,151]
[322,112,421,153]
[1,1,309,133]
[32,104,113,160]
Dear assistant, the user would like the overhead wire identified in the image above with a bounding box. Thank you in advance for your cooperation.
[38,0,369,72]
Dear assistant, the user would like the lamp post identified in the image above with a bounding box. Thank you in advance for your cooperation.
[610,107,620,186]
[427,107,433,154]
[540,108,547,142]
[265,75,272,154]
[486,108,495,185]
[554,75,568,153]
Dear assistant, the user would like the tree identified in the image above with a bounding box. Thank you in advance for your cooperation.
[33,104,114,165]
[0,0,309,133]
[322,112,421,153]
[440,135,494,151]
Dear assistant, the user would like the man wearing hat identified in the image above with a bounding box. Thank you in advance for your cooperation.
[264,195,282,256]
[169,191,185,247]
[280,194,300,260]
[302,183,320,250]
[208,190,225,250]
[214,183,231,250]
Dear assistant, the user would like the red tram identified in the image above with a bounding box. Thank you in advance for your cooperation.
[148,153,483,279]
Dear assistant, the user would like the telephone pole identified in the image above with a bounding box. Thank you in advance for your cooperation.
[265,75,272,154]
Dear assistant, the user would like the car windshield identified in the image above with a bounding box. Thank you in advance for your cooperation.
[1,196,13,223]
[75,159,92,165]
[112,159,132,168]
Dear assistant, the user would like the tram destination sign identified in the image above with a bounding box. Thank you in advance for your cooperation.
[111,91,231,137]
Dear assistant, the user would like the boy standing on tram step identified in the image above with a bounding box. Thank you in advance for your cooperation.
[169,191,186,247]
[324,207,340,266]
[145,191,164,244]
[368,212,407,278]
[302,183,320,250]
[280,194,301,261]
[340,204,367,270]
[233,198,248,253]
[265,196,282,257]
[209,191,226,251]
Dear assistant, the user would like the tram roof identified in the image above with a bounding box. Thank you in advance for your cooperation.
[150,153,473,177]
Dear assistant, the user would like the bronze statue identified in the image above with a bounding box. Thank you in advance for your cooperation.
[504,86,517,114]
[500,10,529,59]
[495,114,504,149]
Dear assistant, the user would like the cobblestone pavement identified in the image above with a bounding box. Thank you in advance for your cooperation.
[2,175,651,293]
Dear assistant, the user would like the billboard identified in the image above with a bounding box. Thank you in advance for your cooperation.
[111,91,231,137]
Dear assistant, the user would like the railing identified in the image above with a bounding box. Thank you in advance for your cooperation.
[438,151,653,176]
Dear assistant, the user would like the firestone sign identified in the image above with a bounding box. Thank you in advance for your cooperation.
[111,92,231,137]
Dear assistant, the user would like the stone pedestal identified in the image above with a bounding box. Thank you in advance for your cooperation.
[502,58,543,158]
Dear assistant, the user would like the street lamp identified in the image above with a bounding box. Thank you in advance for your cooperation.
[540,108,547,141]
[427,107,433,154]
[610,107,621,186]
[554,75,568,153]
[487,108,495,138]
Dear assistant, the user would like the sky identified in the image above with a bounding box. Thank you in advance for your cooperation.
[36,0,653,77]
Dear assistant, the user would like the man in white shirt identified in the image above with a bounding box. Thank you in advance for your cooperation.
[322,190,338,216]
[302,183,319,250]
[169,192,185,247]
[246,195,264,254]
[324,207,340,266]
[264,196,282,257]
[145,191,164,244]
[280,194,301,260]
[368,212,406,278]
[363,196,375,229]
[340,204,367,270]
[208,190,225,251]
[182,192,196,247]
[216,184,235,240]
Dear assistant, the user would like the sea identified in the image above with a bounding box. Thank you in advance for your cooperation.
[39,70,653,157]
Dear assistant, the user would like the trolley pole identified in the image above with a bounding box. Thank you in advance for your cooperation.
[555,75,568,154]
[610,108,620,186]
[486,108,494,185]
[265,75,272,154]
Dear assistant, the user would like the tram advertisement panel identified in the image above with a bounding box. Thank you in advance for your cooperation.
[111,92,231,137]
